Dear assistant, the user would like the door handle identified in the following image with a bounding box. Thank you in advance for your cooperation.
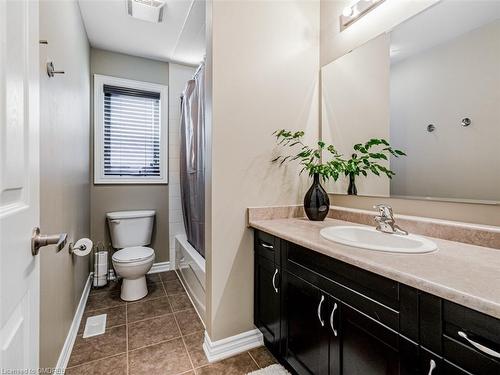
[272,269,279,293]
[458,331,500,359]
[261,242,273,249]
[31,227,67,256]
[428,359,436,375]
[330,302,338,336]
[317,295,325,327]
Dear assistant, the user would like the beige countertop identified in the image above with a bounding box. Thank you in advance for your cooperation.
[249,217,500,319]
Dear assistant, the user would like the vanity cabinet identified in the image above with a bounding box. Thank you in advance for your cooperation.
[253,230,500,375]
[283,258,420,375]
[419,295,500,375]
[254,230,282,355]
[284,271,330,375]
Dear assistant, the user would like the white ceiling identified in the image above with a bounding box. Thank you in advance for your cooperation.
[390,0,500,64]
[78,0,205,66]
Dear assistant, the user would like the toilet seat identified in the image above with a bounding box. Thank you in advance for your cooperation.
[112,246,154,264]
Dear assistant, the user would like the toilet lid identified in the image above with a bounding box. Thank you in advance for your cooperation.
[112,246,154,263]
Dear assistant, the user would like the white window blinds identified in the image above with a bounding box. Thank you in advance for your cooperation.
[103,84,161,177]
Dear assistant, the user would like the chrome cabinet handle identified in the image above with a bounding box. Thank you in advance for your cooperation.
[330,302,338,336]
[317,295,325,327]
[31,227,67,256]
[272,269,279,293]
[458,331,500,359]
[261,243,273,249]
[428,359,436,375]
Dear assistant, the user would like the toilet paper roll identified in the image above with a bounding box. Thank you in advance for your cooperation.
[72,238,92,257]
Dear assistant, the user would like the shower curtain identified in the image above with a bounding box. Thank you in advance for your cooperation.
[180,63,205,258]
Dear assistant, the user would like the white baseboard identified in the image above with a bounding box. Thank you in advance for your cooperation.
[203,329,264,363]
[149,261,170,274]
[55,272,93,371]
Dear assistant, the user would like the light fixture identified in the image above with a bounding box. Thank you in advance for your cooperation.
[340,0,386,31]
[127,0,166,23]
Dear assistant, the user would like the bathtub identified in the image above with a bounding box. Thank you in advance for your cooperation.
[174,234,206,324]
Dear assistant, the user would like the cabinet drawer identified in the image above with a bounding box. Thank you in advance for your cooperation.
[442,301,500,374]
[255,230,280,264]
[286,242,399,309]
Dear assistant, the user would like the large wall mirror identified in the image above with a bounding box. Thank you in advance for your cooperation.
[321,0,500,204]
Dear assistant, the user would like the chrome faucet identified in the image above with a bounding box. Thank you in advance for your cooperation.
[373,204,408,235]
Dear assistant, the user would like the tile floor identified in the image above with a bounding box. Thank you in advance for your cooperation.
[66,271,277,374]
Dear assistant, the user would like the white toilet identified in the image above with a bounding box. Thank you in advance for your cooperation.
[107,210,156,301]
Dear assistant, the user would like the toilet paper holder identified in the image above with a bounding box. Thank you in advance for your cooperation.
[69,242,87,254]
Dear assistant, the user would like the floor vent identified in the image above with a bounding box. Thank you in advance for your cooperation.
[82,314,107,338]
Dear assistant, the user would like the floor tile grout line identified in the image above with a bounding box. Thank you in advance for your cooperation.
[121,277,197,372]
[127,333,184,353]
[81,304,125,315]
[181,333,196,371]
[247,351,261,369]
[84,303,125,313]
[127,305,196,326]
[127,310,174,325]
[125,302,129,375]
[127,308,197,327]
[165,280,196,373]
[66,351,128,370]
[75,323,127,339]
[125,274,186,355]
[82,306,194,335]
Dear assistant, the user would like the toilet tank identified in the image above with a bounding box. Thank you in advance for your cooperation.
[107,210,155,249]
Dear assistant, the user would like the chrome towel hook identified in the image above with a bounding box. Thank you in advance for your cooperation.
[46,61,64,77]
[69,242,87,255]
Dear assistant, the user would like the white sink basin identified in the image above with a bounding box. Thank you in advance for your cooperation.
[320,226,437,254]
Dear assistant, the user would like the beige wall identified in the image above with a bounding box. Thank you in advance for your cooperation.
[322,33,390,196]
[390,20,500,201]
[206,0,320,341]
[320,0,500,226]
[39,0,90,367]
[89,48,170,261]
[168,63,196,264]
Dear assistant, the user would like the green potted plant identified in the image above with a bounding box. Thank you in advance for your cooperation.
[272,130,406,220]
[345,139,406,195]
[272,130,344,221]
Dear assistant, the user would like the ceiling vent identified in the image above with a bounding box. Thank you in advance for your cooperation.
[127,0,166,23]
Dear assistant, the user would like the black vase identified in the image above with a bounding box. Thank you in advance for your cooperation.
[304,173,330,221]
[347,173,357,195]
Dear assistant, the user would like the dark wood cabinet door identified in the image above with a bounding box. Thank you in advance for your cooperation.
[328,297,341,375]
[254,255,281,353]
[285,272,329,375]
[339,303,420,375]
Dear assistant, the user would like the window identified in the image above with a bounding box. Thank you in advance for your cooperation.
[94,75,168,184]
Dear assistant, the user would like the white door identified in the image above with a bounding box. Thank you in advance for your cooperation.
[0,0,40,372]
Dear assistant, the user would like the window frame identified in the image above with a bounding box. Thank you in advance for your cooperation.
[93,74,169,184]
